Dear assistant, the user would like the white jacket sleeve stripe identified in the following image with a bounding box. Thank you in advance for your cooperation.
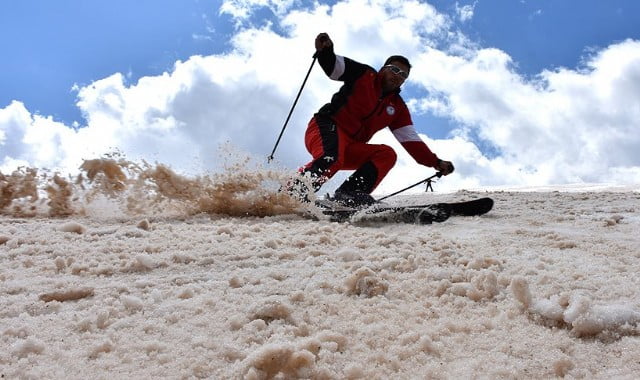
[392,125,421,142]
[330,55,346,80]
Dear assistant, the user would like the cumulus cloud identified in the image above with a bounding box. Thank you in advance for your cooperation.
[1,0,639,192]
[455,1,476,22]
[1,0,449,177]
[220,0,299,20]
[407,39,640,186]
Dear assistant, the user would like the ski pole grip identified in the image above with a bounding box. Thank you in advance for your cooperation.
[313,35,330,58]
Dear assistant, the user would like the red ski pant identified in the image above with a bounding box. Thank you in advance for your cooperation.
[300,116,397,193]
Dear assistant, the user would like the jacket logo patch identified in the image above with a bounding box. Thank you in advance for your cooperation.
[386,106,395,116]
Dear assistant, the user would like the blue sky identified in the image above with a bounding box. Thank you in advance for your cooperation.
[2,0,640,191]
[457,1,639,73]
[3,0,638,129]
[1,0,229,125]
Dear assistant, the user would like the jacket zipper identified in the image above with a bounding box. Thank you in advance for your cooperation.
[362,96,384,122]
[350,96,383,140]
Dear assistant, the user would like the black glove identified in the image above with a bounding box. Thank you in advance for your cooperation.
[437,159,455,176]
[315,33,333,52]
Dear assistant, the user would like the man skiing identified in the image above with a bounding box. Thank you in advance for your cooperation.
[295,33,454,207]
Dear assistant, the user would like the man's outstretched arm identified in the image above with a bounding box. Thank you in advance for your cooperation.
[314,33,370,82]
[392,124,455,175]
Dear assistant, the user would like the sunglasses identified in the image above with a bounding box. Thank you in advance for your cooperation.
[383,64,409,79]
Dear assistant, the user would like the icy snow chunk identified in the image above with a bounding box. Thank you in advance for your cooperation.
[467,257,502,270]
[530,297,565,321]
[4,326,29,338]
[249,298,293,324]
[59,221,86,234]
[553,357,575,377]
[510,276,532,308]
[562,294,591,324]
[118,227,147,238]
[381,257,402,270]
[96,310,110,329]
[513,281,640,337]
[297,338,322,355]
[345,267,389,297]
[229,276,245,288]
[150,289,163,303]
[337,247,361,262]
[467,271,499,301]
[88,340,114,359]
[143,341,166,354]
[121,295,144,311]
[264,239,278,249]
[569,302,640,336]
[134,254,156,270]
[137,219,150,230]
[604,214,624,226]
[53,256,66,272]
[177,286,195,299]
[429,268,453,281]
[344,363,365,378]
[243,343,316,379]
[39,287,94,303]
[229,314,247,330]
[419,336,441,355]
[316,331,348,351]
[12,337,45,358]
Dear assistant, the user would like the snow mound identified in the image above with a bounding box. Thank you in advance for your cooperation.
[512,277,640,337]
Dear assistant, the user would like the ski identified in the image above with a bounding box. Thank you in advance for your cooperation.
[316,197,493,224]
[428,197,494,217]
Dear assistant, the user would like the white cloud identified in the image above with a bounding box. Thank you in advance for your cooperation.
[455,1,476,22]
[220,0,299,21]
[1,0,639,193]
[407,38,640,186]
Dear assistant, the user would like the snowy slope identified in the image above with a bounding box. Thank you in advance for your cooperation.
[2,185,640,378]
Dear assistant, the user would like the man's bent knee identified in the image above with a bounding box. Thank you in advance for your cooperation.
[376,145,397,169]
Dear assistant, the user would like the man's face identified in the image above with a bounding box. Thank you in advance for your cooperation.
[381,61,409,93]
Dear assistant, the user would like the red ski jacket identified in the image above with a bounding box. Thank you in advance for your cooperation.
[315,47,440,168]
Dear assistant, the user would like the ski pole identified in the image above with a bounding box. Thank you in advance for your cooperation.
[377,172,442,202]
[267,54,317,162]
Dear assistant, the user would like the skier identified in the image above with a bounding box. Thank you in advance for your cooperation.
[294,33,454,207]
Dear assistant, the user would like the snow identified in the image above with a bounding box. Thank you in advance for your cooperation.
[1,160,640,378]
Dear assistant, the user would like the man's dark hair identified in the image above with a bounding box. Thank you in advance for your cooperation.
[384,55,412,70]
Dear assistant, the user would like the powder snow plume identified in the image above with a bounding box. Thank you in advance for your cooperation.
[0,152,305,219]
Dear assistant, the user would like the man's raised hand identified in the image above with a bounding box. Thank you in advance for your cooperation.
[315,33,333,52]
